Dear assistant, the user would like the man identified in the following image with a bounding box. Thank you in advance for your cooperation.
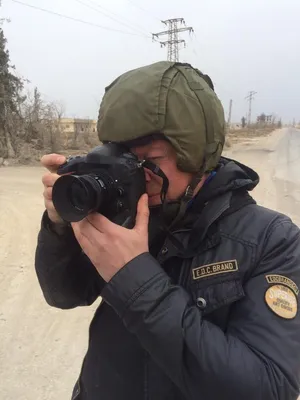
[35,61,300,400]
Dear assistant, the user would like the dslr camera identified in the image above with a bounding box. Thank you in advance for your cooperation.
[52,143,146,228]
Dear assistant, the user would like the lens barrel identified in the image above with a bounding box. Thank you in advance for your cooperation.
[52,174,106,222]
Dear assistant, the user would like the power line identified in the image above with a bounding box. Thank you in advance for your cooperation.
[152,18,193,62]
[86,0,149,36]
[10,0,147,37]
[74,0,150,38]
[245,91,257,126]
[125,0,161,23]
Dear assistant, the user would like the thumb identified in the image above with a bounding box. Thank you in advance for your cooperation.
[134,194,149,233]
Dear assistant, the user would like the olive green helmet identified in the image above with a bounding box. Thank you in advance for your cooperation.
[97,61,226,173]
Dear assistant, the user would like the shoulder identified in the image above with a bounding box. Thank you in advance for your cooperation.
[220,202,300,248]
[215,203,300,283]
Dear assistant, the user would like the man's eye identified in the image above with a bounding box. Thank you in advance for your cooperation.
[147,156,163,162]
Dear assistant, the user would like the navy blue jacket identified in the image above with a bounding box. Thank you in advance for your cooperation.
[35,157,300,400]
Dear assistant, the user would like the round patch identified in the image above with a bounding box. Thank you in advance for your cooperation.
[265,284,297,319]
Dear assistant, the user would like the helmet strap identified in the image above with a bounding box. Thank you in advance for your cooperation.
[167,171,203,231]
[141,160,169,203]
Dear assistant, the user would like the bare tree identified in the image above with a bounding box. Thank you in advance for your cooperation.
[0,23,26,158]
[42,101,65,153]
[20,87,66,154]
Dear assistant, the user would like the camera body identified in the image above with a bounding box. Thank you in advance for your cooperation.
[52,143,146,228]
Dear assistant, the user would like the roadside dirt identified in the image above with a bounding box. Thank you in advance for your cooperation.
[0,128,299,399]
[224,127,300,226]
[0,167,100,400]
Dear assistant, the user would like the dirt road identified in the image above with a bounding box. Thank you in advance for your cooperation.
[0,128,299,399]
[224,127,300,226]
[0,167,100,400]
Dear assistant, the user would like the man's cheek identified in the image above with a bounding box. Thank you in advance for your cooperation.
[148,195,162,206]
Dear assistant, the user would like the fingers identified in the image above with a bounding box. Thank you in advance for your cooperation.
[86,194,149,235]
[72,219,103,247]
[42,172,60,188]
[86,213,113,234]
[41,168,63,225]
[134,194,149,233]
[43,186,52,201]
[44,198,57,214]
[41,153,66,173]
[43,186,56,212]
[72,222,94,251]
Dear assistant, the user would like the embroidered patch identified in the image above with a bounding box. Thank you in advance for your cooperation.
[265,274,299,296]
[192,259,238,280]
[265,284,297,319]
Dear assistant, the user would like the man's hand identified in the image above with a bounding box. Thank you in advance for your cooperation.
[71,194,150,282]
[41,153,66,225]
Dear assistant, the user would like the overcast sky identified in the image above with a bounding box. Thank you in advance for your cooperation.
[1,0,300,124]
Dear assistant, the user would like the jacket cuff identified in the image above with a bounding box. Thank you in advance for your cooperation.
[101,252,167,318]
[41,210,72,236]
[39,210,79,249]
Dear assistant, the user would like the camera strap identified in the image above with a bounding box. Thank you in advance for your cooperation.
[141,160,203,253]
[141,160,169,203]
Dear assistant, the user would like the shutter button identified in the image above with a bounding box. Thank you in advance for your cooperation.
[196,297,207,310]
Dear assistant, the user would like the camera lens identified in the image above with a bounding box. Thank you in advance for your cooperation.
[52,174,106,222]
[68,179,91,211]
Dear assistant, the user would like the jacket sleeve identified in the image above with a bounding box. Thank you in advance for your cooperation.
[35,211,105,309]
[101,217,300,400]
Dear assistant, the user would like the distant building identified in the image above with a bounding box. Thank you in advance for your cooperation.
[59,118,97,134]
[265,115,273,124]
[58,118,98,147]
[256,114,274,124]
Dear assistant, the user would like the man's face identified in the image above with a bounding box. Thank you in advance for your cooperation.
[131,140,193,207]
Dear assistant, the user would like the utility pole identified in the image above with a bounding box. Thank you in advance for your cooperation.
[245,91,257,126]
[152,18,193,62]
[227,99,233,127]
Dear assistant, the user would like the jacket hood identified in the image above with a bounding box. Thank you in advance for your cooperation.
[189,156,260,211]
[148,156,259,250]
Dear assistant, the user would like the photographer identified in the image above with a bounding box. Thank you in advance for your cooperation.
[35,61,300,400]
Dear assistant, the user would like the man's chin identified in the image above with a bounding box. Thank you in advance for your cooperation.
[148,195,161,207]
